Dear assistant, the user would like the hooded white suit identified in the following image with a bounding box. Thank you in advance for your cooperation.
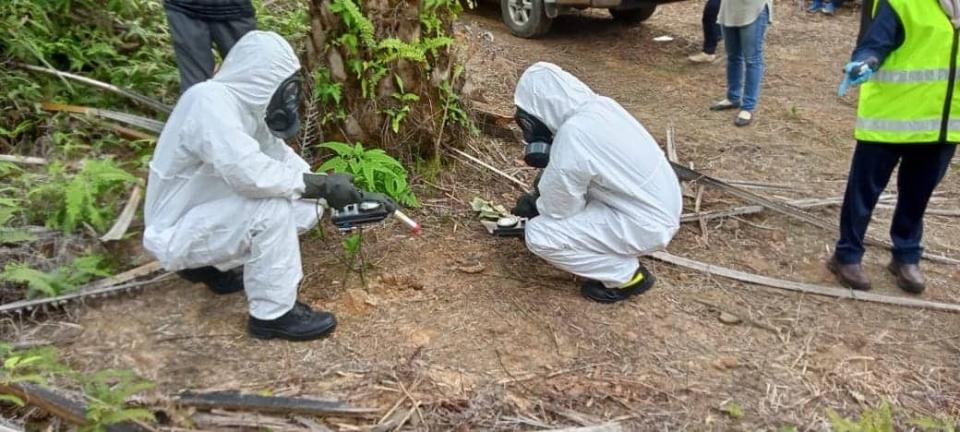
[516,62,682,288]
[144,31,319,320]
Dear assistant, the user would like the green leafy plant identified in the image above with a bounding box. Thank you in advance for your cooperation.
[0,344,154,430]
[342,232,363,262]
[439,64,478,136]
[1,0,180,109]
[317,141,420,207]
[0,189,37,244]
[0,254,112,298]
[827,401,895,432]
[383,75,421,133]
[27,159,138,234]
[719,401,744,419]
[909,416,957,432]
[0,344,66,407]
[311,68,348,131]
[329,0,458,100]
[254,0,310,48]
[82,369,155,431]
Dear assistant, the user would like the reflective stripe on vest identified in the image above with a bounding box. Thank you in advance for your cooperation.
[857,118,960,132]
[872,68,951,83]
[854,0,960,144]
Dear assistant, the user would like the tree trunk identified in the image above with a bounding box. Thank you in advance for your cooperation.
[302,0,470,159]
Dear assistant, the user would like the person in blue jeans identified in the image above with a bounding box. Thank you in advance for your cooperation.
[689,0,722,63]
[710,0,772,127]
[808,0,845,15]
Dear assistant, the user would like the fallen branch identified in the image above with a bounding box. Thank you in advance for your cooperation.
[650,251,960,313]
[665,126,678,163]
[175,391,378,418]
[192,411,309,432]
[72,115,158,141]
[41,102,164,133]
[679,194,897,223]
[445,146,528,191]
[0,382,150,432]
[876,203,960,218]
[671,163,960,265]
[716,179,803,191]
[0,262,167,314]
[100,185,142,242]
[0,155,47,165]
[15,62,172,114]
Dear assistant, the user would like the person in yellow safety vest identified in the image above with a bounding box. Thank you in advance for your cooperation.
[830,0,959,294]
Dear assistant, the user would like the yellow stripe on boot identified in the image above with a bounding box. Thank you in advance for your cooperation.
[619,270,645,289]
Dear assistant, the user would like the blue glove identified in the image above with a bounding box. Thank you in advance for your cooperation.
[838,61,874,96]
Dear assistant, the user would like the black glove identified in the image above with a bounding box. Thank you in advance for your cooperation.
[512,192,540,218]
[360,191,398,213]
[302,173,362,208]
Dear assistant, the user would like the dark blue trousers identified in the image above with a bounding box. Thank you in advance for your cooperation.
[702,0,721,54]
[835,142,956,264]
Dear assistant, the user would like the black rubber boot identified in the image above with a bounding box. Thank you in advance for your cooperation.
[248,302,337,341]
[177,266,244,295]
[580,262,656,304]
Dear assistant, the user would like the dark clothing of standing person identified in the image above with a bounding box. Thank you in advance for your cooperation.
[164,0,257,92]
[858,0,876,42]
[689,0,723,62]
[829,0,959,294]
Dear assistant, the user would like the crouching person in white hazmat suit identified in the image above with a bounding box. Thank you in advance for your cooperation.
[511,62,682,303]
[144,31,395,341]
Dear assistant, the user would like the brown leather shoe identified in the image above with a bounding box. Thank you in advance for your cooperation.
[887,261,926,294]
[827,257,872,291]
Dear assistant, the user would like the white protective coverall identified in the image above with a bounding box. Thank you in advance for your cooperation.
[144,31,319,320]
[517,62,682,288]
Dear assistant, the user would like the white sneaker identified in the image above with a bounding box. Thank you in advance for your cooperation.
[688,52,718,63]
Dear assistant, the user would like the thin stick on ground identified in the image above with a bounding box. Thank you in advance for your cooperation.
[665,126,678,163]
[0,155,48,165]
[679,194,897,223]
[0,262,168,314]
[15,62,172,114]
[100,185,142,242]
[651,251,960,313]
[672,163,960,265]
[445,146,528,191]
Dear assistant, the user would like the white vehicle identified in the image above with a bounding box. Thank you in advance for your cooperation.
[500,0,687,38]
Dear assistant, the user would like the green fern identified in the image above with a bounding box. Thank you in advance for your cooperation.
[827,401,895,432]
[48,159,137,233]
[329,0,376,49]
[0,193,36,244]
[0,344,154,430]
[0,264,67,298]
[0,255,112,298]
[82,369,155,432]
[910,416,957,432]
[420,36,454,56]
[377,38,427,63]
[0,345,69,402]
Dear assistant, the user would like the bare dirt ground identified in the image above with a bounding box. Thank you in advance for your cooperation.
[9,0,960,430]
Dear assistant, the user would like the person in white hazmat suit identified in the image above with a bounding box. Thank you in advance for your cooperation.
[510,62,682,303]
[144,31,395,341]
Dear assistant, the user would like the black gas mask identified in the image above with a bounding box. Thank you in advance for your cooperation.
[265,72,303,140]
[515,107,553,168]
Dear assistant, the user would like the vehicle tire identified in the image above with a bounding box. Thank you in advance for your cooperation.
[610,5,657,24]
[501,0,553,38]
